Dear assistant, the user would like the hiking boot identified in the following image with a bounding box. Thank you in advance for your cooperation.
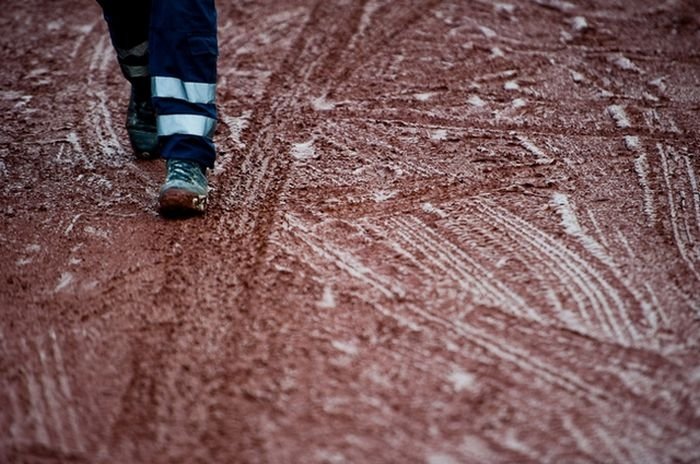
[158,159,209,216]
[126,88,158,159]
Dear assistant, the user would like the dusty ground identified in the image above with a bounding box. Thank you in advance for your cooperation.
[1,0,699,462]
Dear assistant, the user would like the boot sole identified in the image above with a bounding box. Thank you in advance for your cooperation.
[158,188,207,217]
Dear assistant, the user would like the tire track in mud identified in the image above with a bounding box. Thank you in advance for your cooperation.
[2,330,86,461]
[50,12,154,206]
[287,210,693,460]
[214,0,368,216]
[282,213,595,400]
[209,2,700,457]
[473,198,639,344]
[386,215,537,320]
[78,4,442,454]
[67,27,125,171]
[10,12,224,455]
[106,329,180,461]
[3,0,700,462]
[658,144,700,284]
[551,194,673,336]
[610,89,700,300]
[210,0,446,312]
[278,211,699,462]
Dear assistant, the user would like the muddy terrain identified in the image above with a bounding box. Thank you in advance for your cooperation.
[1,0,699,462]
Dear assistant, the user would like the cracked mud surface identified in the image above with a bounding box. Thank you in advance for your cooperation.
[1,1,699,462]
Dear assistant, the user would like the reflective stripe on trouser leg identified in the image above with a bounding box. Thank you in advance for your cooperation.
[157,115,216,139]
[116,41,150,79]
[96,0,151,83]
[122,64,149,79]
[149,0,218,169]
[116,41,149,60]
[152,77,215,104]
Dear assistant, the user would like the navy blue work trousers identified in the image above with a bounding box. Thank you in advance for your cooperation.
[97,0,218,168]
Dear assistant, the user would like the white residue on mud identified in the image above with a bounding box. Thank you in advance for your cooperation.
[644,108,681,134]
[477,69,517,82]
[643,91,660,102]
[373,190,397,202]
[55,272,74,292]
[468,95,487,107]
[311,95,337,110]
[66,132,84,159]
[214,111,251,175]
[74,23,94,34]
[512,98,527,108]
[448,369,477,392]
[64,214,83,236]
[47,19,63,31]
[649,77,666,92]
[354,0,381,42]
[607,105,631,129]
[331,340,358,356]
[490,47,505,58]
[494,3,515,14]
[430,129,448,141]
[479,26,497,38]
[291,140,316,160]
[610,55,640,72]
[223,111,251,148]
[624,135,640,151]
[571,16,588,32]
[84,225,110,241]
[0,90,32,109]
[551,193,614,267]
[634,153,656,223]
[317,285,336,309]
[26,244,41,253]
[414,92,437,102]
[535,0,575,12]
[422,202,448,218]
[26,68,49,79]
[517,136,554,164]
[504,80,519,91]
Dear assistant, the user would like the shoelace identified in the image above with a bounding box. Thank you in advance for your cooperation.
[167,160,204,183]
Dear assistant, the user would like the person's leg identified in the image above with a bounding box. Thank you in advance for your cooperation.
[149,0,218,214]
[96,0,158,157]
[150,0,218,171]
[97,0,151,93]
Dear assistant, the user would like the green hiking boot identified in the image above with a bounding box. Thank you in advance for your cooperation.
[158,159,209,216]
[126,88,158,159]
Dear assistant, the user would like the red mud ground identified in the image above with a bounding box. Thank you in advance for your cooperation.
[1,0,700,463]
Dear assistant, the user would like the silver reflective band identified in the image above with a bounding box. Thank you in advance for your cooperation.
[117,41,148,59]
[152,76,216,104]
[123,64,149,78]
[158,114,216,138]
